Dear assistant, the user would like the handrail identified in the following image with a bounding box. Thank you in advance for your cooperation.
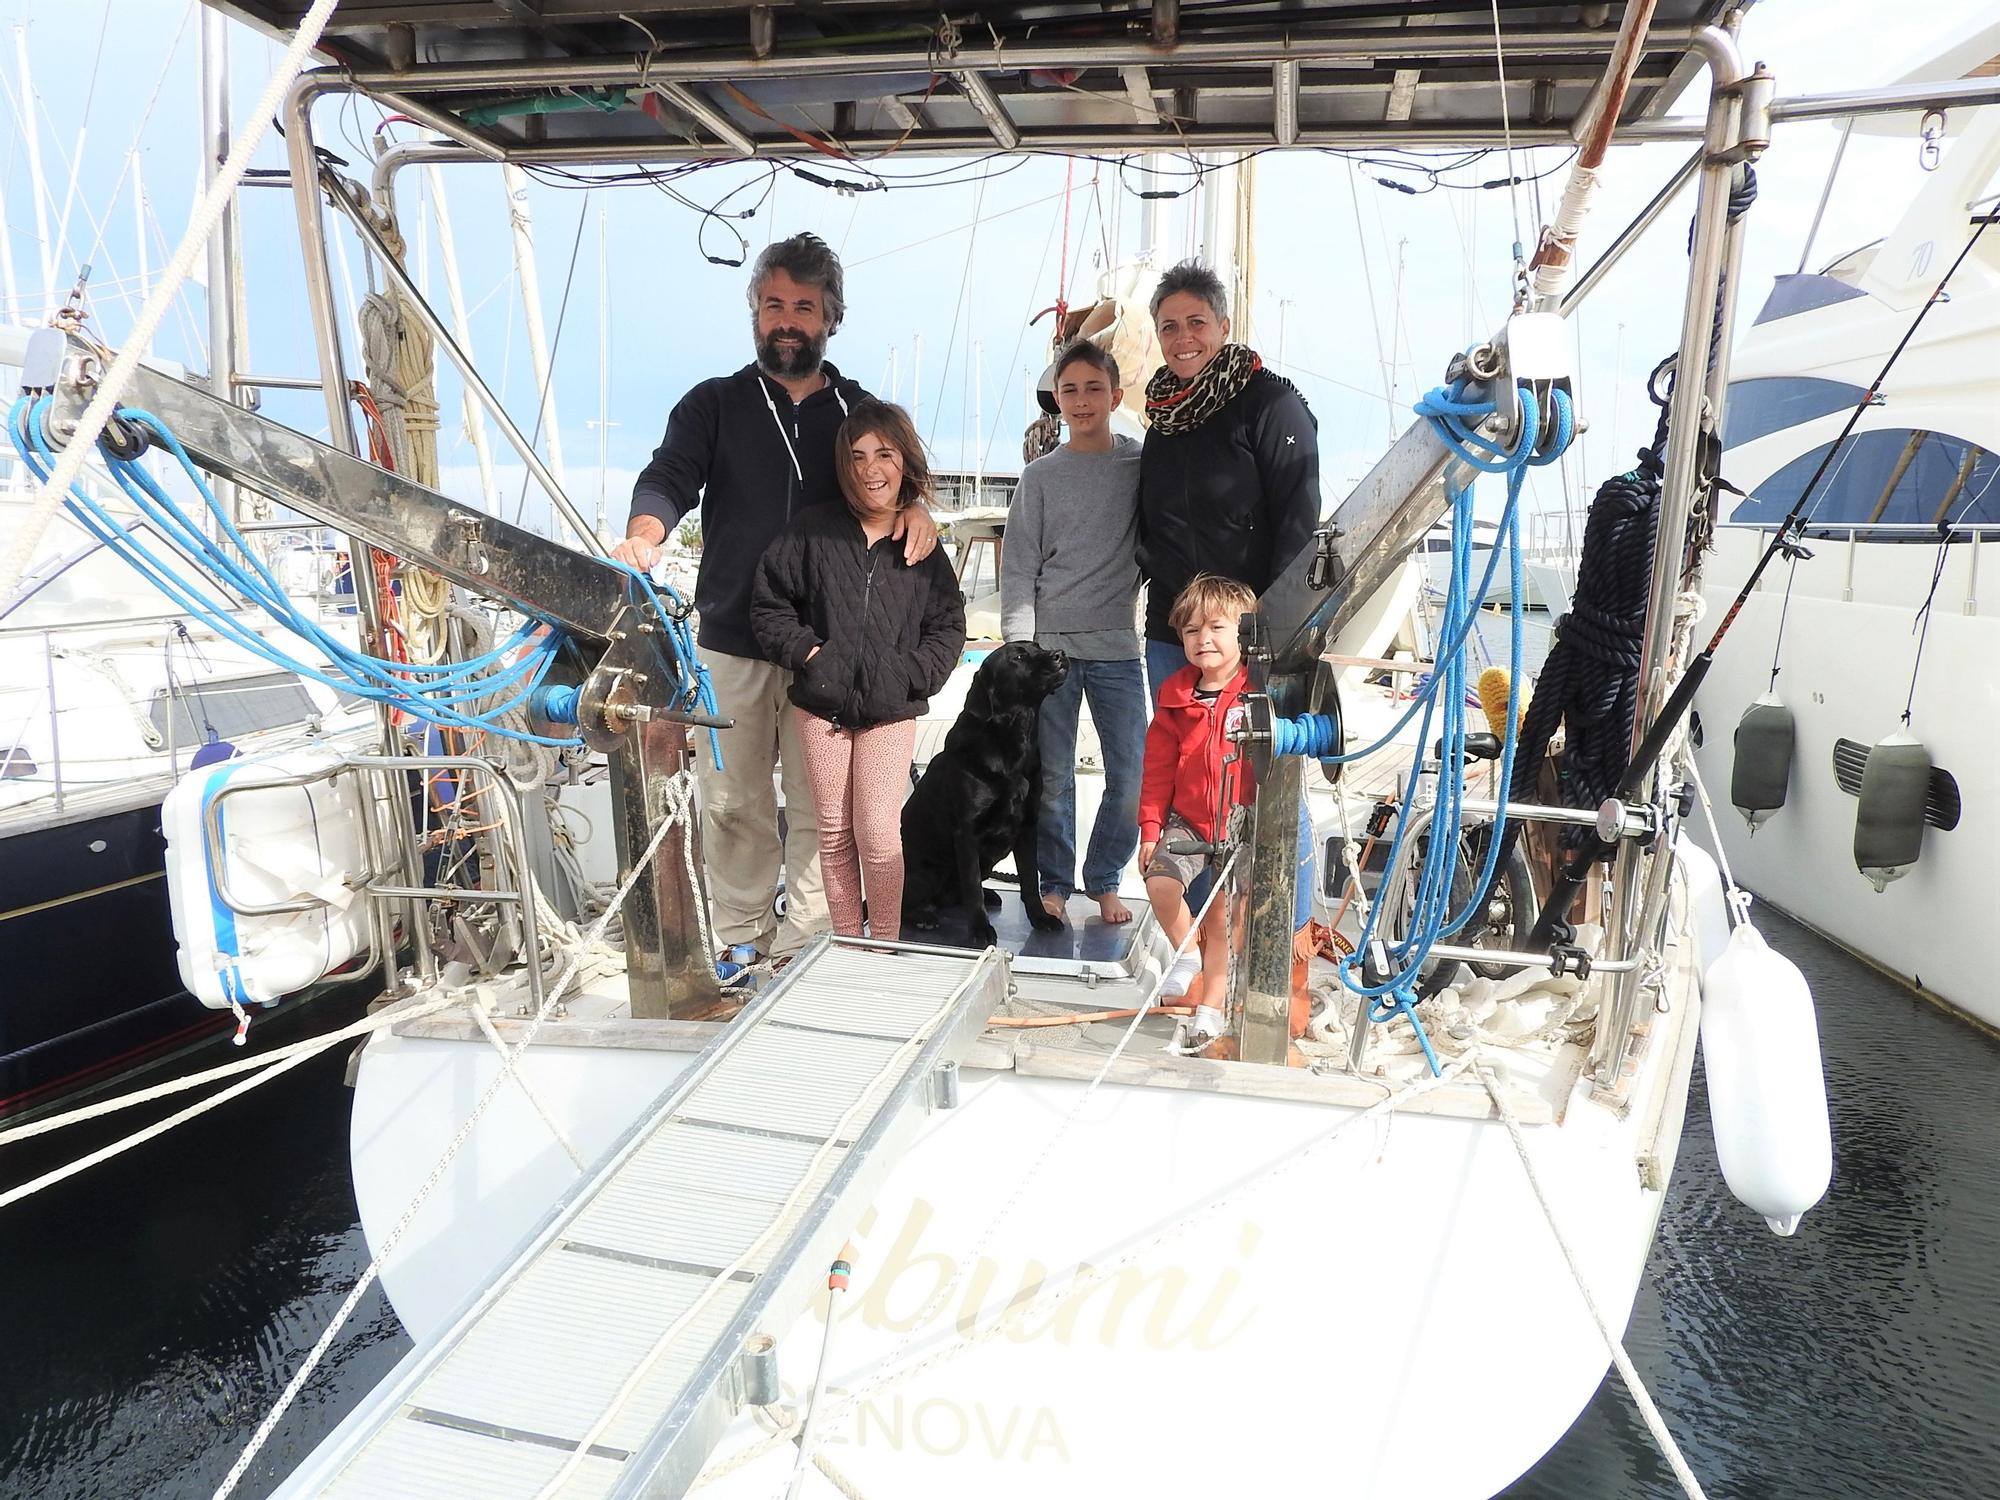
[1716,519,2000,535]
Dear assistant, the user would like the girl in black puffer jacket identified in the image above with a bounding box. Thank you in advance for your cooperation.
[751,400,967,940]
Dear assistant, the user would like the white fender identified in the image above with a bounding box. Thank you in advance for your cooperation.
[1677,841,1732,976]
[162,746,374,1008]
[1699,922,1833,1235]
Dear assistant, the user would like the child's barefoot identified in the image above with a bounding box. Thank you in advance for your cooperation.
[1095,892,1132,924]
[1041,892,1068,921]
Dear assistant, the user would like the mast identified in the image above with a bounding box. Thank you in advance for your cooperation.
[425,164,500,513]
[13,27,55,318]
[199,8,245,535]
[199,11,236,402]
[0,156,18,330]
[972,338,983,507]
[501,163,570,519]
[1196,153,1252,345]
[592,201,612,539]
[131,152,149,304]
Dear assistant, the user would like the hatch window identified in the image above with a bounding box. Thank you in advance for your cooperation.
[147,672,319,745]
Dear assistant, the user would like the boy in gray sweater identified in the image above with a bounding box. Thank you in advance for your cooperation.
[1001,340,1147,924]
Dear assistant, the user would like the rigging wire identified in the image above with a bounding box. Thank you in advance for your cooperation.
[0,0,344,608]
[509,192,592,529]
[924,171,989,447]
[1900,477,1997,724]
[976,179,1073,473]
[1344,159,1396,442]
[1692,204,2000,700]
[71,0,197,286]
[1487,0,1528,292]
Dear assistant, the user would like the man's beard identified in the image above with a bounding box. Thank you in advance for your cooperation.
[756,325,826,379]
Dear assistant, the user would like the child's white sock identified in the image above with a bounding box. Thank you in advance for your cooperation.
[1161,951,1201,998]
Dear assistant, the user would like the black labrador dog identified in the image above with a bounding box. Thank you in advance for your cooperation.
[902,641,1070,949]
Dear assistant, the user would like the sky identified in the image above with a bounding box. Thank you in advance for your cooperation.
[0,0,1996,544]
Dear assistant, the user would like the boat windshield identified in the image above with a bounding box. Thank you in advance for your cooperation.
[0,506,238,631]
[1727,427,2000,537]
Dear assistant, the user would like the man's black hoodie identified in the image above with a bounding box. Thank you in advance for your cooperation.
[629,361,870,659]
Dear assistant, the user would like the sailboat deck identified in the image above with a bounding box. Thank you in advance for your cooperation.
[397,885,1582,1127]
[399,678,1578,1125]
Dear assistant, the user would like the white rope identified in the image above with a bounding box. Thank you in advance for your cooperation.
[697,1055,1477,1489]
[212,793,689,1500]
[1682,751,1753,927]
[786,1260,853,1500]
[0,988,465,1154]
[672,769,719,962]
[1475,1058,1710,1500]
[809,1455,869,1500]
[1487,0,1527,275]
[528,949,980,1500]
[1,1022,320,1213]
[0,0,343,606]
[469,992,587,1172]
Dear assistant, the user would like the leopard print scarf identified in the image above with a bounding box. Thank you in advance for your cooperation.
[1143,343,1262,436]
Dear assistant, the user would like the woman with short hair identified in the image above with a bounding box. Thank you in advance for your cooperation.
[1138,260,1323,957]
[1138,259,1322,700]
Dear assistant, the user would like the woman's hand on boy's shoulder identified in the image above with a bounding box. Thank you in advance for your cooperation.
[892,505,938,564]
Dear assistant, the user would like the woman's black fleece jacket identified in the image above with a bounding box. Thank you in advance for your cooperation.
[1137,366,1321,644]
[750,506,968,729]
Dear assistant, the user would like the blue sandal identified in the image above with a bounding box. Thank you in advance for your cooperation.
[715,944,760,987]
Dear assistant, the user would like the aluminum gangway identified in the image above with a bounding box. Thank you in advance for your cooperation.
[280,937,1006,1499]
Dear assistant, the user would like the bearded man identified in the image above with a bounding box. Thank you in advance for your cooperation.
[614,233,937,980]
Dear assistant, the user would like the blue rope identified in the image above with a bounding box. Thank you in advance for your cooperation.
[1270,713,1340,759]
[1326,378,1570,1074]
[530,683,583,725]
[1,398,728,750]
[620,568,725,771]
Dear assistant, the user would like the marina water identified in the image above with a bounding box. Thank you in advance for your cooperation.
[2,908,1995,1499]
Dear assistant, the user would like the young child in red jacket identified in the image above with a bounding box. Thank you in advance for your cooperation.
[1137,574,1258,1033]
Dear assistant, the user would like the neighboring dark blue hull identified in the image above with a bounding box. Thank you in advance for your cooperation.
[0,802,338,1121]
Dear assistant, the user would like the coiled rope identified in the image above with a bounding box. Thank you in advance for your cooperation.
[1507,381,1666,860]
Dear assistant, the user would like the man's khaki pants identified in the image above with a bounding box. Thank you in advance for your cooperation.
[694,649,829,958]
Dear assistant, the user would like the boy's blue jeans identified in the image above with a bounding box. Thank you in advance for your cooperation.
[1037,656,1147,899]
[1144,637,1315,930]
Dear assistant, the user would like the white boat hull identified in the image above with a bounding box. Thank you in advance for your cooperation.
[348,936,1699,1499]
[1694,527,1998,1028]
